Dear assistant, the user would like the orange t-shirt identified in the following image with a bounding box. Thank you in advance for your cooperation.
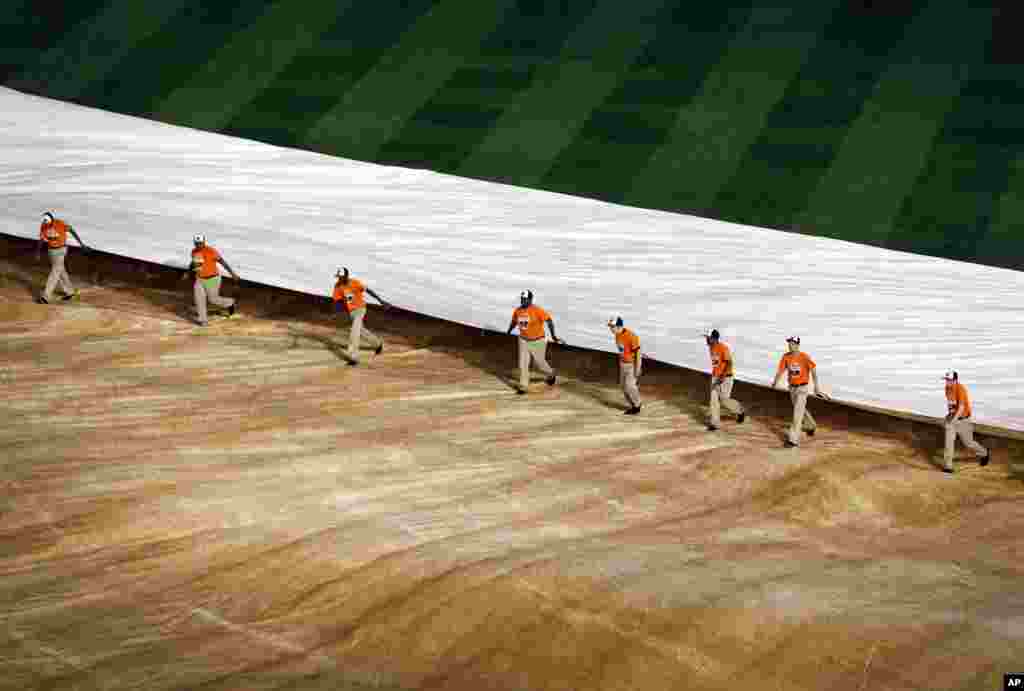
[709,342,734,378]
[945,382,972,418]
[777,351,815,386]
[615,328,640,364]
[39,219,69,249]
[333,278,366,312]
[512,305,551,341]
[190,245,221,279]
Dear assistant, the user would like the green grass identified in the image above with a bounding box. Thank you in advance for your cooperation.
[4,0,1024,270]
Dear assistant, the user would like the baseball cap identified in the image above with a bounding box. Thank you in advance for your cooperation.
[943,370,957,381]
[608,316,623,327]
[786,336,800,344]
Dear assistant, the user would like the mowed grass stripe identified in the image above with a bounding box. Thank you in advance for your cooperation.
[376,2,603,171]
[225,0,437,151]
[794,3,994,249]
[710,0,922,232]
[152,0,353,133]
[303,0,519,161]
[9,0,191,102]
[540,3,755,204]
[974,3,1024,269]
[985,159,1024,271]
[625,2,840,215]
[888,28,1020,266]
[0,0,52,81]
[456,0,672,187]
[0,1,107,86]
[78,1,275,120]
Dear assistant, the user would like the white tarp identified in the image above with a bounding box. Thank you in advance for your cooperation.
[2,86,1021,431]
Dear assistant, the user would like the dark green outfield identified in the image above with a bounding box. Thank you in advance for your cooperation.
[3,1,1023,270]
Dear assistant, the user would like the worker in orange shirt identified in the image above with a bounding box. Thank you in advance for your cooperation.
[705,329,745,430]
[186,234,239,326]
[36,211,89,304]
[332,267,389,366]
[608,317,642,414]
[506,290,563,394]
[941,371,989,473]
[770,336,828,447]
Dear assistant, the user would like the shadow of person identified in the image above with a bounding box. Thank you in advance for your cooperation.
[286,325,355,364]
[556,379,626,412]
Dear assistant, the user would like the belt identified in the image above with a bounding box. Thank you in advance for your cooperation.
[520,336,544,342]
[198,273,219,280]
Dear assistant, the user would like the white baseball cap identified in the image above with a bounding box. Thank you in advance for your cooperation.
[193,234,206,244]
[943,370,957,381]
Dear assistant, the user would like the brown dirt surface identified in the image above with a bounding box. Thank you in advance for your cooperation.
[2,234,1023,691]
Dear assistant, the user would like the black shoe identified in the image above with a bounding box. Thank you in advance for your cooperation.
[942,466,954,474]
[624,406,641,415]
[545,375,557,386]
[36,296,48,304]
[228,302,236,316]
[784,440,797,448]
[347,360,358,367]
[375,343,383,355]
[706,424,719,431]
[516,388,527,395]
[980,450,990,467]
[61,290,79,302]
[806,429,816,437]
[737,412,746,424]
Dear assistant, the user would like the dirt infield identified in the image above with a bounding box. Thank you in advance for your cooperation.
[2,234,1023,691]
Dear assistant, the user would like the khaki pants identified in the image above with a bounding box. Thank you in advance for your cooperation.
[619,360,641,408]
[518,337,554,391]
[193,275,234,324]
[346,307,382,362]
[787,384,817,445]
[943,418,986,470]
[44,247,74,301]
[709,375,743,426]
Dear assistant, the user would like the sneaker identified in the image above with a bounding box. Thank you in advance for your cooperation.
[197,320,208,327]
[942,466,954,474]
[61,289,80,302]
[706,424,719,431]
[545,375,557,386]
[806,429,816,437]
[784,440,798,448]
[737,412,746,424]
[979,449,990,467]
[516,388,527,395]
[624,406,641,415]
[228,302,236,316]
[375,343,383,355]
[36,296,48,304]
